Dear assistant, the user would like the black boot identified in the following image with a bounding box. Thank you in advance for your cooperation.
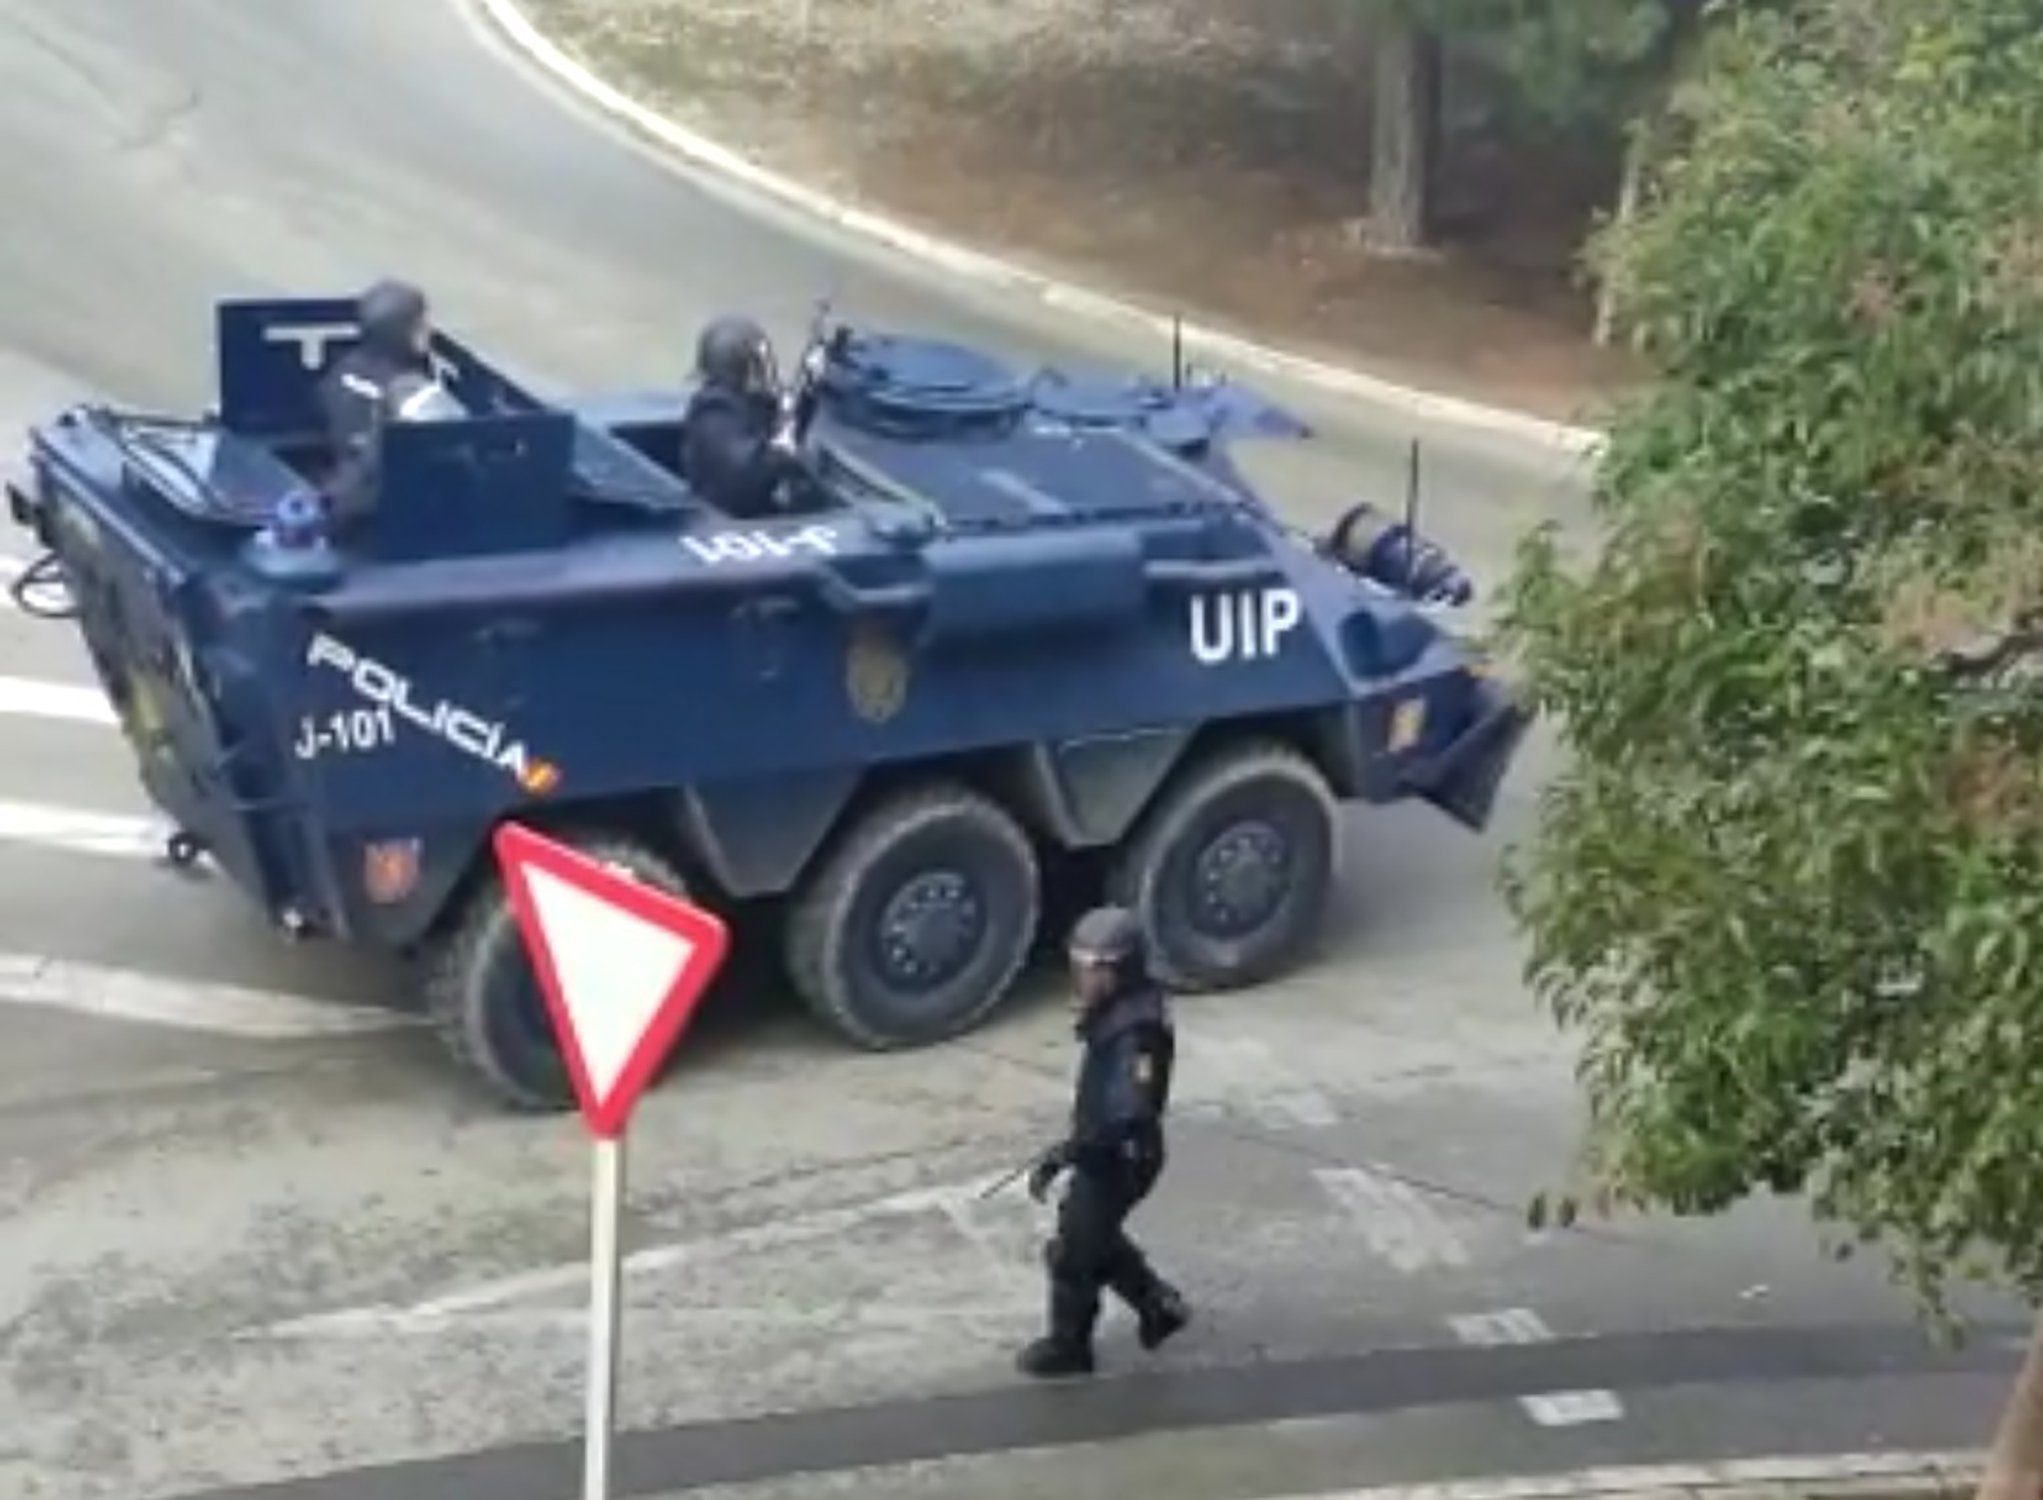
[1015,1334,1096,1379]
[1136,1282,1190,1351]
[1018,1273,1098,1379]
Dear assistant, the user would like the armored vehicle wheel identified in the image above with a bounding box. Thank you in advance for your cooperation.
[786,783,1040,1050]
[1108,740,1337,992]
[422,833,692,1112]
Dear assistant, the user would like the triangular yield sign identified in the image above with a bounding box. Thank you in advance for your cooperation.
[492,823,731,1136]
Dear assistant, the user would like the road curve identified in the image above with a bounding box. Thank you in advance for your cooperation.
[0,0,1586,535]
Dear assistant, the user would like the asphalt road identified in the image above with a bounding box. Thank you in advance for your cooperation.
[0,2,2019,1499]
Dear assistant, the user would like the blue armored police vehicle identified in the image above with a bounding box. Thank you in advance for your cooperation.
[6,294,1528,1111]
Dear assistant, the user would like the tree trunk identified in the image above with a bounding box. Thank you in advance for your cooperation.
[1979,1312,2043,1500]
[1592,123,1647,347]
[1367,9,1440,256]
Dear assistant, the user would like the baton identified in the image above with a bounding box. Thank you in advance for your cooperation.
[978,1159,1031,1200]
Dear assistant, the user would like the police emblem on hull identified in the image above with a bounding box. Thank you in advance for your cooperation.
[362,838,423,905]
[846,621,909,723]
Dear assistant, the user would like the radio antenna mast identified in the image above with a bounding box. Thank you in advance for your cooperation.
[1403,438,1423,597]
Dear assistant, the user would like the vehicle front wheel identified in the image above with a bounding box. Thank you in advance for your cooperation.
[785,783,1040,1050]
[420,832,693,1112]
[1108,740,1337,991]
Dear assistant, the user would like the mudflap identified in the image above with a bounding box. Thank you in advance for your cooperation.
[1404,677,1533,832]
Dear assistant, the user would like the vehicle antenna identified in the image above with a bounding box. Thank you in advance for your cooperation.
[1404,437,1423,597]
[1171,313,1185,390]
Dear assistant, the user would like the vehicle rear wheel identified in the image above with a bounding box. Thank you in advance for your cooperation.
[421,832,692,1112]
[1107,740,1337,991]
[786,783,1040,1050]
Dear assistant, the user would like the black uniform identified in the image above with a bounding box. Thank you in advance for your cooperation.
[1019,908,1190,1379]
[680,314,804,518]
[680,383,802,518]
[315,279,438,530]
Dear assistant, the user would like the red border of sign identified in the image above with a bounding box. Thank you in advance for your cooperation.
[492,822,732,1138]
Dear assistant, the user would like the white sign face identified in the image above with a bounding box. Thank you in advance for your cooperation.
[1188,586,1302,666]
[523,864,698,1106]
[683,524,840,566]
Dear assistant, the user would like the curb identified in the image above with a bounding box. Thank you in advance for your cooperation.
[1281,1451,1982,1500]
[466,0,1609,460]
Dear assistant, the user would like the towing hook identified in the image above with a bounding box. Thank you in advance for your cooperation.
[6,551,77,621]
[161,829,208,871]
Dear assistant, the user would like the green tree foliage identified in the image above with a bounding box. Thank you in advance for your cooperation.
[1449,0,1695,133]
[1499,0,2043,1321]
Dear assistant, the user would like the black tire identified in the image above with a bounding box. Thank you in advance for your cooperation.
[785,783,1040,1049]
[421,833,693,1112]
[1107,740,1338,991]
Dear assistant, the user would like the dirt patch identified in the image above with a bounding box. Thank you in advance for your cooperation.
[523,0,1641,424]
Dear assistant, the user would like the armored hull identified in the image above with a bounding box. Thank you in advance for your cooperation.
[6,296,1529,1110]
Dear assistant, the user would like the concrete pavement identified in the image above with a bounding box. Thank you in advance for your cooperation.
[0,0,2014,1497]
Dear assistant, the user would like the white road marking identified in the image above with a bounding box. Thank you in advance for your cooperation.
[0,673,114,725]
[0,951,413,1039]
[263,1169,1032,1338]
[1443,1307,1550,1345]
[1312,1165,1469,1272]
[1179,1033,1339,1130]
[256,1298,1030,1342]
[1446,1306,1624,1427]
[0,798,162,860]
[916,1177,1045,1290]
[1516,1391,1626,1425]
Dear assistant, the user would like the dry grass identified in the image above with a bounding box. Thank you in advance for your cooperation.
[526,0,1641,420]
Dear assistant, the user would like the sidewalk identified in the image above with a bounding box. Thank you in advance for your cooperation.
[626,1438,1983,1500]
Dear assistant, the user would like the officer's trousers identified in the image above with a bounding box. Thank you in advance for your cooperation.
[1044,1159,1169,1344]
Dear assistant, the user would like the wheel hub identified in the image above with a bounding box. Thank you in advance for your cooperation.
[1191,820,1292,937]
[875,869,984,990]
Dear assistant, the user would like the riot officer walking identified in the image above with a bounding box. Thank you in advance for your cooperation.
[1017,905,1191,1379]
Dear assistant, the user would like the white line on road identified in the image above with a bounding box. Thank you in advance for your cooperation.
[0,798,162,860]
[0,951,413,1039]
[0,673,115,725]
[1312,1165,1469,1272]
[263,1169,1028,1338]
[257,1297,1032,1341]
[1446,1306,1624,1427]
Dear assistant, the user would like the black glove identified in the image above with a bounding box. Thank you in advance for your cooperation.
[1026,1144,1071,1203]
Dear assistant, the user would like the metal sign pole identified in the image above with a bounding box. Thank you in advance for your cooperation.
[584,1132,626,1500]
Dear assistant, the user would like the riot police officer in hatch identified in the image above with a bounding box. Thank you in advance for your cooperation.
[680,314,806,520]
[317,278,453,528]
[1018,906,1191,1379]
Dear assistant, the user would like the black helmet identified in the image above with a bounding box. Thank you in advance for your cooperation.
[1068,905,1147,979]
[359,278,429,358]
[695,315,774,394]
